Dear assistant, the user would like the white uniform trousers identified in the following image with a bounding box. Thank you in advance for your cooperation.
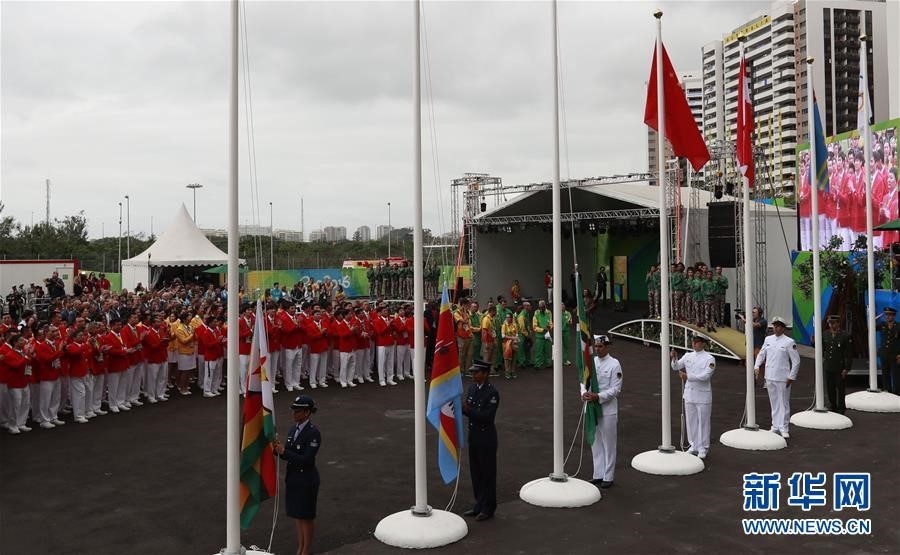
[396,345,411,379]
[239,354,250,394]
[283,348,300,389]
[766,380,791,433]
[309,353,327,387]
[69,376,88,419]
[9,387,30,428]
[84,374,95,413]
[211,358,224,392]
[39,379,61,423]
[685,401,711,453]
[118,367,132,406]
[269,350,282,382]
[105,372,123,409]
[339,351,355,386]
[144,363,162,400]
[202,360,220,394]
[352,349,366,382]
[90,373,106,412]
[0,384,12,429]
[590,413,617,482]
[128,362,144,403]
[377,345,395,384]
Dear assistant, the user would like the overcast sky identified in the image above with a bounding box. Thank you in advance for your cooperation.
[1,0,769,240]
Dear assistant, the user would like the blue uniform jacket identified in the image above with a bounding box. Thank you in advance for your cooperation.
[280,422,321,485]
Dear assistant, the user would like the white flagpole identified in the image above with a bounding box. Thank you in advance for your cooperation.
[374,2,467,544]
[631,10,703,476]
[720,39,784,451]
[791,58,852,429]
[845,32,900,412]
[519,0,601,505]
[682,165,691,262]
[224,0,241,552]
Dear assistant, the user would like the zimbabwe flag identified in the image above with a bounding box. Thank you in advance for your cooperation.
[575,273,602,444]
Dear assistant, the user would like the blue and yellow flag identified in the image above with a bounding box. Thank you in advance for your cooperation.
[425,283,465,484]
[810,98,830,192]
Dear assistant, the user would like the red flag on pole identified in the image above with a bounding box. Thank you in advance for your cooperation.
[736,55,755,189]
[644,44,710,172]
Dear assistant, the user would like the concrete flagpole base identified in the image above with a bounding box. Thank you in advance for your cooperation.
[846,390,900,413]
[519,476,602,507]
[790,409,853,430]
[213,549,271,554]
[375,508,467,549]
[720,427,787,450]
[631,449,704,475]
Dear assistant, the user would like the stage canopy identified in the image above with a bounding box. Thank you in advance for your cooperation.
[121,205,243,291]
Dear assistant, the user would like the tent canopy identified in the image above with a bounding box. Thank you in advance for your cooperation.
[123,204,236,267]
[876,218,900,231]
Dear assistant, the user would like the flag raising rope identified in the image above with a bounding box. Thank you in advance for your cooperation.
[239,299,276,529]
[425,283,465,483]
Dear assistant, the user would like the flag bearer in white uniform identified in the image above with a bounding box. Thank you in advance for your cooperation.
[671,334,716,458]
[753,316,800,438]
[580,334,622,489]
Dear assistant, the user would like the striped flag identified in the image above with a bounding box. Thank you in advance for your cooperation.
[425,283,465,484]
[736,54,755,189]
[810,98,831,193]
[574,273,601,444]
[239,300,276,529]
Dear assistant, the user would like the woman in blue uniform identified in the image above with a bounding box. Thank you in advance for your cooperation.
[273,395,321,555]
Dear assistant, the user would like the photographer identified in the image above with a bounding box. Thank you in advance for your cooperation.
[736,306,767,361]
[45,272,66,299]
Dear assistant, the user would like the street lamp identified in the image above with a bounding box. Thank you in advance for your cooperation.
[186,183,203,223]
[269,201,274,273]
[387,201,392,258]
[124,195,131,258]
[118,202,123,271]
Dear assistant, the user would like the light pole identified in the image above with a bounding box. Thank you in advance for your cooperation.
[118,202,122,271]
[124,195,131,258]
[269,201,274,273]
[387,201,392,258]
[187,183,203,223]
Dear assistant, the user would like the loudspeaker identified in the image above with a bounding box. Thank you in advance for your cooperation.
[708,202,737,268]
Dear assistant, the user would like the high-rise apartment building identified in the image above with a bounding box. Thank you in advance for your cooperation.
[323,226,347,242]
[376,225,391,240]
[354,225,371,241]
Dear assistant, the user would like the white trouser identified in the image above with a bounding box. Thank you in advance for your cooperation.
[283,348,300,388]
[144,363,161,400]
[0,383,11,429]
[129,363,143,402]
[309,353,327,386]
[377,345,395,383]
[396,345,411,378]
[90,374,106,412]
[155,363,169,399]
[106,372,122,408]
[211,358,224,392]
[354,349,366,382]
[39,379,61,423]
[339,351,355,385]
[203,360,221,394]
[69,376,88,419]
[117,368,130,406]
[590,413,618,481]
[84,374,95,412]
[269,350,282,381]
[239,354,250,394]
[9,387,30,428]
[766,380,791,432]
[685,401,711,453]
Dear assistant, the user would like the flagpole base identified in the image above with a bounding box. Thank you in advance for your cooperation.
[631,449,704,475]
[790,409,853,430]
[846,390,900,413]
[213,548,271,554]
[519,475,602,507]
[719,427,787,451]
[374,508,467,549]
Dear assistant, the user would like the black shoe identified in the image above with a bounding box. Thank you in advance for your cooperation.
[599,481,614,489]
[475,513,493,521]
[590,478,604,486]
[463,509,477,517]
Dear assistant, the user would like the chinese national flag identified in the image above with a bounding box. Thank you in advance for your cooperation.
[644,43,710,172]
[736,55,755,189]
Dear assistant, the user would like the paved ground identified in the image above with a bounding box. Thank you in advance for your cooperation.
[2,309,898,554]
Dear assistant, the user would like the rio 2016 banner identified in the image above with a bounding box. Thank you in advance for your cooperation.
[796,118,899,251]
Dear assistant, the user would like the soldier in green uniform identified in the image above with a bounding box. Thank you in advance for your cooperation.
[532,300,553,369]
[493,297,513,373]
[366,265,376,299]
[516,301,533,368]
[714,267,728,327]
[671,263,686,321]
[876,307,900,393]
[820,315,852,414]
[646,266,658,319]
[701,270,718,332]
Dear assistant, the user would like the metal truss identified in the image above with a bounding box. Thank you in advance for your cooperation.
[470,207,659,226]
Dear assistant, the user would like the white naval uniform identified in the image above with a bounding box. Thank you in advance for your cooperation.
[753,333,801,433]
[672,350,716,454]
[581,353,622,482]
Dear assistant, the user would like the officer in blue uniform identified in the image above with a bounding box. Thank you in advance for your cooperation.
[273,395,321,555]
[462,359,500,522]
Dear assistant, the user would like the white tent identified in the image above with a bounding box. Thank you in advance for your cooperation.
[121,205,240,291]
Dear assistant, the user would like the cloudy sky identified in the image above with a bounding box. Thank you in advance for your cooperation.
[1,0,769,240]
